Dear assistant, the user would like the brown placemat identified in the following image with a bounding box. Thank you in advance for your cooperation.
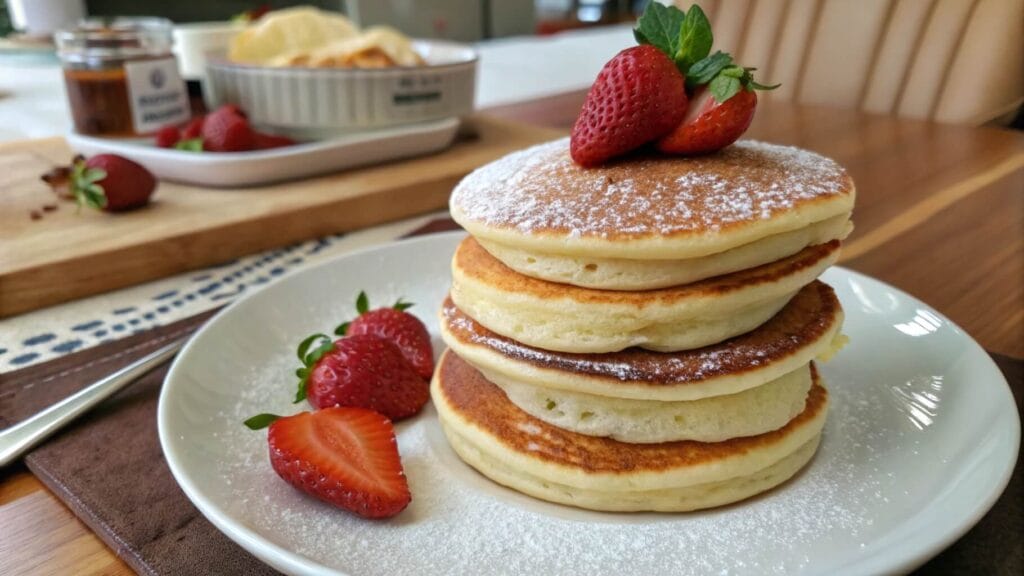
[0,219,1020,575]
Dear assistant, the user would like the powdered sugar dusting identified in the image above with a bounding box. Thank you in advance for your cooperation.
[451,138,850,238]
[211,358,893,576]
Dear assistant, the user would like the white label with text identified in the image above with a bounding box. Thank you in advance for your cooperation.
[125,57,189,134]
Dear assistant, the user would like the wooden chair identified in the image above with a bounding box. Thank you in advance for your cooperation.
[677,0,1024,125]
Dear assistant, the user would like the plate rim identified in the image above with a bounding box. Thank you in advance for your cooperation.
[158,231,1020,575]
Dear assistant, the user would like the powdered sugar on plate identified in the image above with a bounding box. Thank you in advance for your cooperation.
[162,234,1015,576]
[450,138,851,238]
[211,354,887,576]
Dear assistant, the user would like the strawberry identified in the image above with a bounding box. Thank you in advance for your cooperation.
[570,45,687,167]
[294,333,429,420]
[155,125,181,148]
[570,3,779,164]
[253,131,297,150]
[656,86,757,155]
[181,116,205,140]
[244,407,411,518]
[202,105,255,152]
[336,292,434,379]
[70,154,156,212]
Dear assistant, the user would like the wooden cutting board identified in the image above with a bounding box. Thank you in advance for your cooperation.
[0,117,562,318]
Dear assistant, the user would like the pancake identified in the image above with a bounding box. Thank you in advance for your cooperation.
[440,280,844,401]
[477,214,851,290]
[488,363,812,443]
[449,138,855,263]
[450,236,840,353]
[432,351,829,512]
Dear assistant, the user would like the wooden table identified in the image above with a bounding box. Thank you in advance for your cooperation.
[1,92,1022,575]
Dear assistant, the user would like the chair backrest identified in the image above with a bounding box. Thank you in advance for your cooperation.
[678,0,1023,125]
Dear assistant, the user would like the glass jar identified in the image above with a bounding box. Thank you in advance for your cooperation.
[56,18,190,137]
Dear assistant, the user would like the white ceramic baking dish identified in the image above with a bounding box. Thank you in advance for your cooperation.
[204,40,477,137]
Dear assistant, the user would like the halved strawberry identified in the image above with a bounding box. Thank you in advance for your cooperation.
[656,86,757,155]
[336,292,434,379]
[245,407,411,519]
[294,333,429,420]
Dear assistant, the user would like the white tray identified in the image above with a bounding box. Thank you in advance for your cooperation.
[65,117,460,188]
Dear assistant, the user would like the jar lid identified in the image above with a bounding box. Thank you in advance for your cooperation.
[56,17,174,63]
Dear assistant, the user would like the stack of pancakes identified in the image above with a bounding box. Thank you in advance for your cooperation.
[433,138,855,512]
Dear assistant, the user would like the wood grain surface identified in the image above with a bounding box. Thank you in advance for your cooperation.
[0,117,561,318]
[1,91,1022,575]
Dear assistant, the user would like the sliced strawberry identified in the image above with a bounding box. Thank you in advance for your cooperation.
[656,86,757,155]
[181,116,205,140]
[253,131,297,150]
[570,45,688,167]
[155,125,181,148]
[336,292,434,379]
[202,106,255,152]
[246,407,411,519]
[294,333,429,420]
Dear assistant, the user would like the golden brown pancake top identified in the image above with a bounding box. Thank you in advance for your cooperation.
[454,235,840,305]
[442,281,840,385]
[451,138,853,241]
[437,352,827,474]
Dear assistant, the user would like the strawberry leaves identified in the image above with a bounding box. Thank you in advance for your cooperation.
[335,292,415,336]
[174,138,203,152]
[633,2,686,58]
[70,160,108,211]
[294,333,334,403]
[635,4,712,75]
[634,3,778,104]
[676,6,713,73]
[244,413,281,430]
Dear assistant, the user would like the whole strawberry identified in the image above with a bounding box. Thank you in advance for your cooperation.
[71,154,156,212]
[245,407,411,518]
[336,292,434,379]
[657,86,758,155]
[202,105,255,152]
[154,124,181,148]
[570,45,687,167]
[181,116,205,140]
[294,333,429,420]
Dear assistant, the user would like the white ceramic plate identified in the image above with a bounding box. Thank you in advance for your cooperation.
[66,117,459,188]
[159,231,1019,576]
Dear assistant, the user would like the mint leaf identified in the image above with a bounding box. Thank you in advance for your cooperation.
[634,1,686,57]
[676,4,712,73]
[174,138,203,152]
[687,51,734,87]
[709,74,742,103]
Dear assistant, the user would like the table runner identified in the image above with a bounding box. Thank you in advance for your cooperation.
[0,219,1020,575]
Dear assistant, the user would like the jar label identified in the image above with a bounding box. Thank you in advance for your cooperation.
[124,57,189,134]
